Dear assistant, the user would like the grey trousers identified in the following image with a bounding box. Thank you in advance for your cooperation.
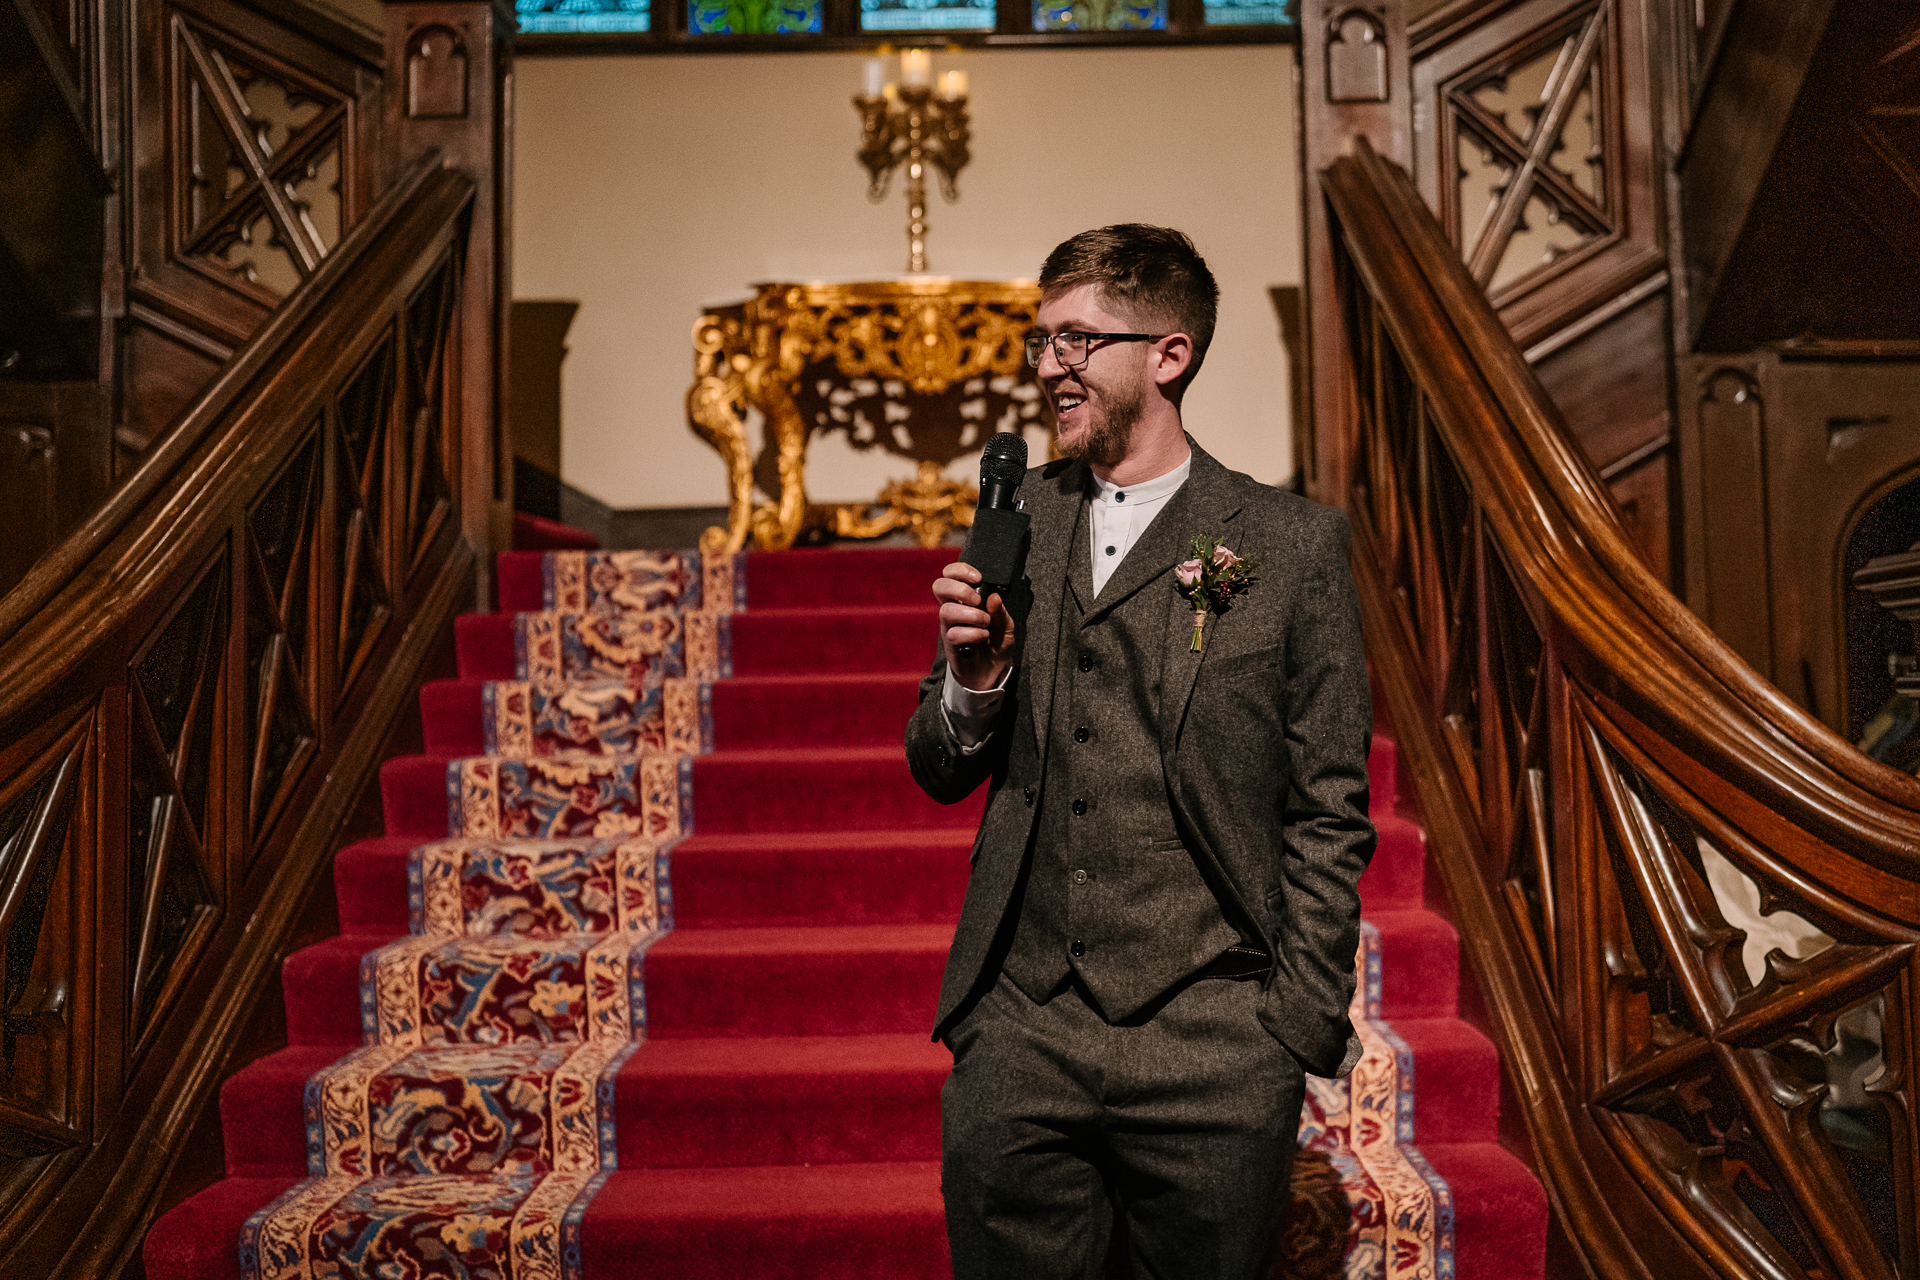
[941,970,1306,1280]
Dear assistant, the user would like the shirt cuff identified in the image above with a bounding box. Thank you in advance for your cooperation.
[941,665,1010,753]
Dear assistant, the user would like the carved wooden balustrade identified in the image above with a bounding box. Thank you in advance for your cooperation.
[1322,137,1920,1280]
[0,149,485,1275]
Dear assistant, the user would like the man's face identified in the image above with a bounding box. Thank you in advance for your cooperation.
[1033,284,1152,469]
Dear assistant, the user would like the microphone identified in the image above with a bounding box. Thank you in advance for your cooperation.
[961,431,1031,620]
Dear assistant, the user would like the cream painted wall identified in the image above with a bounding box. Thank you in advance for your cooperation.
[514,44,1300,511]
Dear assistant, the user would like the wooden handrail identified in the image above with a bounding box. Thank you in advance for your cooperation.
[0,148,484,1273]
[1323,137,1920,1280]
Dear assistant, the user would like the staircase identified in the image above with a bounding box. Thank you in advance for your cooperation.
[144,544,1545,1280]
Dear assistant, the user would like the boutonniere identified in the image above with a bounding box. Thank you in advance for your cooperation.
[1175,536,1258,653]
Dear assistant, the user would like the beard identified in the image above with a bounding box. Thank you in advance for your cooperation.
[1056,370,1146,468]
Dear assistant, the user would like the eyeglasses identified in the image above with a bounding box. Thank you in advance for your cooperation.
[1024,331,1167,369]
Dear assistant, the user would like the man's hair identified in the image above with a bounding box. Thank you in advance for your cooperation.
[1038,224,1220,386]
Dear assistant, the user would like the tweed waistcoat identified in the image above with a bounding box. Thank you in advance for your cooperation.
[1002,500,1242,1019]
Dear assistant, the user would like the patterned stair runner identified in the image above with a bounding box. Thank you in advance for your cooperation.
[146,545,1546,1280]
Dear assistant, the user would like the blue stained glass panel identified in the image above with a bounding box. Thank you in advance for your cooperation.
[1033,0,1163,30]
[517,0,651,32]
[688,0,820,31]
[1202,0,1291,24]
[861,0,994,31]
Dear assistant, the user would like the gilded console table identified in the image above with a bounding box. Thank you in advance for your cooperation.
[687,278,1048,552]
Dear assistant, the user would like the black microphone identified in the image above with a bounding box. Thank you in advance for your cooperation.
[962,431,1031,618]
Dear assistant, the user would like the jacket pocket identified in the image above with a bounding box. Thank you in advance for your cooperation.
[1198,643,1284,684]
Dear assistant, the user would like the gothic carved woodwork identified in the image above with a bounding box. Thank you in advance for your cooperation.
[406,26,467,118]
[687,279,1047,552]
[123,0,383,460]
[1410,0,1662,346]
[1322,136,1920,1280]
[1327,8,1389,102]
[0,155,480,1274]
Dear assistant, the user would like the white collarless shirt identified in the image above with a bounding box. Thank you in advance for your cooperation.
[942,451,1193,748]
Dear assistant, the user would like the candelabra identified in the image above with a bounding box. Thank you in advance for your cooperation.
[855,51,971,274]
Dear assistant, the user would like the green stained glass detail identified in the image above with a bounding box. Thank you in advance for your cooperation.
[689,0,820,31]
[1033,0,1163,29]
[517,0,650,32]
[1203,0,1291,23]
[861,0,994,30]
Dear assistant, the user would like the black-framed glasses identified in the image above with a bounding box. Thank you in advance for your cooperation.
[1024,331,1167,369]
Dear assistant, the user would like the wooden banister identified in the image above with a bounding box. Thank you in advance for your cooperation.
[0,142,484,1274]
[1322,137,1920,1280]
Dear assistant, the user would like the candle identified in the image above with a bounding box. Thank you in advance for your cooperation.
[901,48,932,88]
[939,69,967,99]
[863,57,885,98]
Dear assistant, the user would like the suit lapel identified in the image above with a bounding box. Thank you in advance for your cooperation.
[1156,441,1245,752]
[1020,462,1086,758]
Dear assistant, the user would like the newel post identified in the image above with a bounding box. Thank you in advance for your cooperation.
[1299,0,1411,509]
[382,0,516,602]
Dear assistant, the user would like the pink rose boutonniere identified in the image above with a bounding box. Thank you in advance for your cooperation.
[1175,536,1258,652]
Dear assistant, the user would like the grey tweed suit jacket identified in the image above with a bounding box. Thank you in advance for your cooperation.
[905,437,1376,1079]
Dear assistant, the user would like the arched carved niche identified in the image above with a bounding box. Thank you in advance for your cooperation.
[1842,468,1920,757]
[1328,9,1389,103]
[1695,366,1772,677]
[406,26,467,121]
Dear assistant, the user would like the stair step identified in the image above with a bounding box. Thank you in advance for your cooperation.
[281,933,397,1047]
[1422,1142,1550,1280]
[1366,909,1460,1019]
[645,925,951,1038]
[710,673,925,750]
[580,1162,948,1280]
[728,607,937,676]
[617,1034,948,1168]
[672,829,971,927]
[692,749,981,835]
[743,547,952,610]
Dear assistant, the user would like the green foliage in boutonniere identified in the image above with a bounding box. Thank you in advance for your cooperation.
[1174,536,1259,653]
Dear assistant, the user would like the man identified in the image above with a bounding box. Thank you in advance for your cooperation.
[904,225,1376,1279]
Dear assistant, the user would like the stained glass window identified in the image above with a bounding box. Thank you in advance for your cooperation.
[861,0,995,31]
[688,0,820,32]
[1202,0,1290,24]
[517,0,651,32]
[1033,0,1164,31]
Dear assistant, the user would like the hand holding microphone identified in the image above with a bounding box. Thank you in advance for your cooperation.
[935,432,1030,689]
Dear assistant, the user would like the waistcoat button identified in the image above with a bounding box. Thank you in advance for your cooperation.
[1073,869,1088,885]
[1023,786,1035,804]
[1073,726,1089,743]
[1078,652,1093,672]
[1071,798,1087,816]
[1070,939,1086,957]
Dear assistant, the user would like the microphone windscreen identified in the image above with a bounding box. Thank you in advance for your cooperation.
[980,432,1028,487]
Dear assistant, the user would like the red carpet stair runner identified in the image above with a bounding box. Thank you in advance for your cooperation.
[146,545,1546,1280]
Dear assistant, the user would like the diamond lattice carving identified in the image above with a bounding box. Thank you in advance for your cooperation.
[246,438,320,838]
[127,555,226,1036]
[335,346,395,691]
[172,17,346,299]
[1447,2,1614,297]
[0,723,87,1161]
[1580,714,1913,1280]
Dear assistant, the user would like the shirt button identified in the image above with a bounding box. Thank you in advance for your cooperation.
[1114,492,1126,502]
[1023,786,1035,804]
[1073,726,1089,743]
[1078,652,1093,672]
[1073,869,1088,885]
[1071,798,1087,816]
[1070,939,1086,957]
[1105,545,1116,556]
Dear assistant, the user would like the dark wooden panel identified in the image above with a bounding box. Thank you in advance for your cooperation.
[121,320,224,459]
[509,299,575,477]
[0,380,114,596]
[1604,450,1668,586]
[1531,289,1669,473]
